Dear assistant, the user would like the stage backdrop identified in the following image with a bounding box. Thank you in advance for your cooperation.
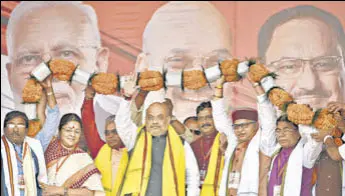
[1,1,345,135]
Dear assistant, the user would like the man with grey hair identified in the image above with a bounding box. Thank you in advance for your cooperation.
[3,1,121,150]
[136,1,233,123]
[81,85,128,195]
[258,5,345,195]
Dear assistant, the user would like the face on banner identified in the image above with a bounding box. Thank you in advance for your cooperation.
[142,1,232,121]
[265,18,345,109]
[6,3,109,116]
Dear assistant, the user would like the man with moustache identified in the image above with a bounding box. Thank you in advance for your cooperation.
[4,1,118,151]
[1,75,59,196]
[258,5,345,195]
[114,96,200,195]
[212,76,276,196]
[137,1,235,122]
[81,85,128,195]
[189,101,225,196]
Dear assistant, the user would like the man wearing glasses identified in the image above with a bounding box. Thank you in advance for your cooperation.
[213,76,275,196]
[184,117,202,143]
[188,101,225,196]
[81,85,127,196]
[1,75,59,196]
[4,1,117,152]
[258,5,345,195]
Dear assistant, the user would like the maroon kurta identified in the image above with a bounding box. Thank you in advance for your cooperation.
[191,131,218,184]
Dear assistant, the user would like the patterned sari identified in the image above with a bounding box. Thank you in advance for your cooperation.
[44,138,104,193]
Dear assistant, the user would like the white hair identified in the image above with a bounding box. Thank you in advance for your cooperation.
[143,1,232,57]
[6,1,101,59]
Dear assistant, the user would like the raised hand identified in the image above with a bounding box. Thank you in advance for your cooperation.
[84,85,96,100]
[122,74,138,98]
[327,101,345,114]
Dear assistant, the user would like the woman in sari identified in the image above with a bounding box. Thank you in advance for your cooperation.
[41,113,104,196]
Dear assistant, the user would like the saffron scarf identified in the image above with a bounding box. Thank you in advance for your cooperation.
[1,135,46,196]
[95,144,129,196]
[200,132,224,196]
[120,125,185,196]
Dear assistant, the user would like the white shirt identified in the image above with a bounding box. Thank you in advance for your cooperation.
[115,98,200,196]
[258,97,323,169]
[212,94,276,196]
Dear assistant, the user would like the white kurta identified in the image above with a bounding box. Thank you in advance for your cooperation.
[213,94,276,196]
[115,98,200,196]
[260,111,323,196]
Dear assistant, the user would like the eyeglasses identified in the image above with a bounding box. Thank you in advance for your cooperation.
[267,56,343,78]
[163,49,231,71]
[12,45,99,68]
[275,128,297,136]
[191,129,201,135]
[105,129,118,136]
[7,123,26,129]
[232,121,256,130]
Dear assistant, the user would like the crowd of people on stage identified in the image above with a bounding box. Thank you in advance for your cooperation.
[2,1,345,196]
[2,72,345,196]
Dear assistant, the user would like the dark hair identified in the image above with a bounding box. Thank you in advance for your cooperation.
[59,113,83,131]
[276,115,298,130]
[3,111,29,129]
[258,5,345,59]
[196,101,212,115]
[183,116,198,125]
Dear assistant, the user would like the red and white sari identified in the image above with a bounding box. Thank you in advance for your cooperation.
[44,138,104,193]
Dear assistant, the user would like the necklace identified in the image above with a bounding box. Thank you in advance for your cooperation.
[52,142,77,185]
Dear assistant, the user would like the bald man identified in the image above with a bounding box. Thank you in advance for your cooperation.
[3,2,122,152]
[135,1,234,122]
[114,98,200,196]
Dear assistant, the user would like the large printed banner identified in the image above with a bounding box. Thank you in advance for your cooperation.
[1,1,345,143]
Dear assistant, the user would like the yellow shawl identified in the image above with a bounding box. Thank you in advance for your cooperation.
[95,144,128,196]
[120,125,185,196]
[200,133,224,196]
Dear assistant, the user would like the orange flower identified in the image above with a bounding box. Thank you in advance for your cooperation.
[49,59,77,81]
[268,88,294,110]
[313,109,339,131]
[334,137,343,147]
[27,120,42,137]
[220,59,241,82]
[91,73,118,95]
[286,104,314,125]
[183,70,207,90]
[138,71,164,91]
[248,63,270,82]
[22,79,43,103]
